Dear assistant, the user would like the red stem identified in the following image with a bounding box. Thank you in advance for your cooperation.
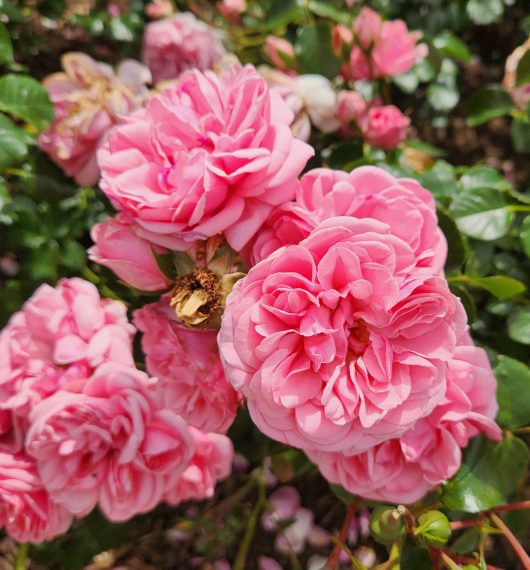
[491,500,530,513]
[490,512,530,570]
[450,516,486,531]
[326,501,357,570]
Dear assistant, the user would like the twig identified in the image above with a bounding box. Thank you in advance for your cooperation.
[325,500,358,570]
[491,500,530,513]
[490,512,530,570]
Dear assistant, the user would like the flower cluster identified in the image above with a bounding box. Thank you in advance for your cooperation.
[0,279,233,542]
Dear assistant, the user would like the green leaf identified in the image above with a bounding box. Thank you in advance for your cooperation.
[0,21,13,64]
[510,119,530,154]
[433,31,471,63]
[266,0,304,29]
[515,50,530,87]
[495,356,530,428]
[466,86,514,127]
[437,208,467,270]
[463,275,526,300]
[295,23,341,79]
[151,249,176,280]
[427,83,460,112]
[307,0,350,24]
[0,114,30,169]
[400,537,433,570]
[520,215,530,258]
[450,283,476,323]
[508,307,530,345]
[0,74,53,130]
[450,187,513,241]
[330,484,356,505]
[325,139,363,170]
[459,166,512,192]
[394,70,419,93]
[442,436,529,513]
[466,0,504,25]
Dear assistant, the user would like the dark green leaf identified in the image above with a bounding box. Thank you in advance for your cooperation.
[0,114,30,169]
[442,436,529,513]
[466,86,514,127]
[308,1,350,24]
[515,50,530,87]
[266,0,304,29]
[151,249,176,280]
[507,307,530,345]
[400,537,433,570]
[295,23,341,79]
[521,215,530,258]
[61,240,86,271]
[450,283,476,323]
[0,21,13,64]
[433,31,471,63]
[437,208,467,270]
[325,139,363,170]
[466,0,504,25]
[510,119,530,154]
[450,187,513,241]
[0,74,54,130]
[495,356,530,428]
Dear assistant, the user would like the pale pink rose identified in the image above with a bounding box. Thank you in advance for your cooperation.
[261,486,301,532]
[248,166,447,275]
[337,91,367,135]
[99,65,313,252]
[307,335,501,503]
[0,451,73,543]
[353,7,382,49]
[89,214,171,291]
[218,0,247,20]
[361,105,410,149]
[38,53,150,186]
[220,215,466,454]
[26,363,195,521]
[134,298,240,433]
[164,427,233,505]
[371,20,427,77]
[259,557,283,570]
[275,508,314,555]
[145,0,174,19]
[264,36,296,70]
[142,13,225,83]
[0,278,135,453]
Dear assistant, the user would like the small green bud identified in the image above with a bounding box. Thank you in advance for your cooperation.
[369,505,406,544]
[415,510,451,547]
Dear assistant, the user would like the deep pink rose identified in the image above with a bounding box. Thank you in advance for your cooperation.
[26,363,195,522]
[142,12,225,83]
[99,64,314,252]
[248,166,447,275]
[361,105,410,149]
[307,336,501,503]
[220,216,466,454]
[134,298,240,433]
[0,452,73,543]
[164,427,233,505]
[38,53,150,186]
[89,214,171,291]
[0,278,135,453]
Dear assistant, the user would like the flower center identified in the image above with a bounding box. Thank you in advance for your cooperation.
[348,319,370,356]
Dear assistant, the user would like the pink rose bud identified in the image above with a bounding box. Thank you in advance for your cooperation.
[89,214,172,292]
[353,7,382,49]
[361,104,410,149]
[145,0,174,19]
[264,36,296,70]
[218,0,247,20]
[337,90,367,134]
[332,24,353,56]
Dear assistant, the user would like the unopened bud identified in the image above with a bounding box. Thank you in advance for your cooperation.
[414,510,451,547]
[369,506,405,544]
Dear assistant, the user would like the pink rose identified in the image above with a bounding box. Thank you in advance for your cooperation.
[26,363,195,522]
[353,7,382,49]
[248,166,447,276]
[99,64,313,252]
[0,452,73,543]
[142,13,225,83]
[361,105,410,149]
[0,278,135,453]
[220,215,466,454]
[89,214,171,291]
[145,0,174,19]
[38,53,150,186]
[164,427,233,505]
[264,36,296,70]
[218,0,247,20]
[307,336,501,503]
[336,91,367,135]
[134,298,240,434]
[371,20,427,78]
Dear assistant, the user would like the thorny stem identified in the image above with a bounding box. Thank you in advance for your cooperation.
[325,500,358,570]
[232,468,267,570]
[15,543,29,570]
[490,512,530,570]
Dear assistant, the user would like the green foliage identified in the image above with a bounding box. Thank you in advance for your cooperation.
[495,356,530,428]
[295,23,341,78]
[466,86,514,127]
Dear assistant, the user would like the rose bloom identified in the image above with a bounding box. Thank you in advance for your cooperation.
[307,334,501,503]
[38,53,151,186]
[248,166,447,275]
[0,278,135,453]
[220,215,466,454]
[89,214,171,292]
[142,12,225,83]
[0,452,73,543]
[134,297,240,434]
[350,14,427,80]
[99,64,313,253]
[164,427,233,505]
[361,105,410,149]
[26,363,195,522]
